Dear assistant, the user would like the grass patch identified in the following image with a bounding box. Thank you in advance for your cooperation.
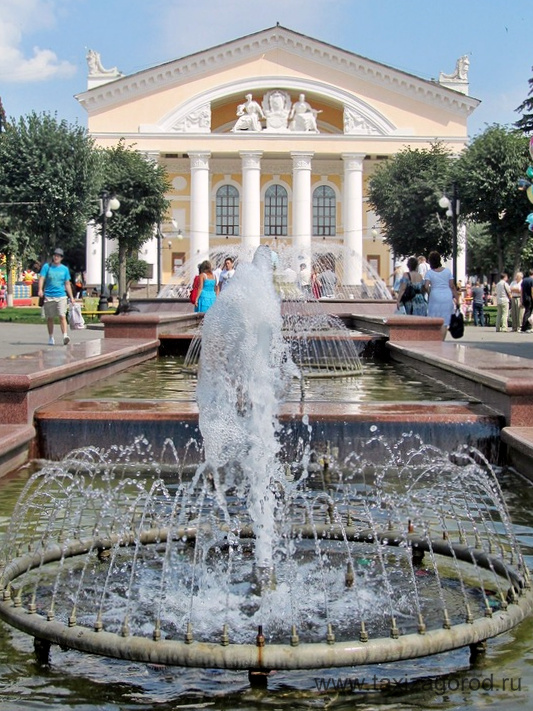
[0,307,44,324]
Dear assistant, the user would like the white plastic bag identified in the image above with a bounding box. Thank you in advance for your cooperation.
[69,303,86,330]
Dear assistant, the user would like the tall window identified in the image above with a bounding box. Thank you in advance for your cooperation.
[216,185,239,236]
[313,185,336,236]
[264,184,288,236]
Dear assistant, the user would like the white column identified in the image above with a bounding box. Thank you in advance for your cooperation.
[291,151,313,260]
[342,153,365,285]
[189,151,211,278]
[240,151,262,253]
[85,222,100,286]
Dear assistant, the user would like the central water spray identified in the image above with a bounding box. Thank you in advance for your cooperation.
[196,245,298,574]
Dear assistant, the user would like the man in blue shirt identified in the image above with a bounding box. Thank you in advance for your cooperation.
[38,248,74,345]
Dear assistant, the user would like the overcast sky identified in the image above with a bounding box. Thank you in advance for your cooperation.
[0,0,531,137]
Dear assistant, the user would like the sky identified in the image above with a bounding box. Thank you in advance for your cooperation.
[0,0,532,138]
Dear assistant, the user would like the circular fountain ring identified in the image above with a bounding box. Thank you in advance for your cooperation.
[1,525,532,671]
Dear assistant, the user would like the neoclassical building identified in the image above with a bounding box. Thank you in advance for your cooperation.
[77,26,479,290]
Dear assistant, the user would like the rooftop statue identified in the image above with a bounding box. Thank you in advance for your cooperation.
[86,49,121,77]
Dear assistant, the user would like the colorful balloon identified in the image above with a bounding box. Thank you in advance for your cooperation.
[527,166,533,180]
[529,136,533,160]
[526,213,533,224]
[527,186,533,204]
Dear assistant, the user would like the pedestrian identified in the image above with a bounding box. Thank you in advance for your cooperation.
[194,260,217,313]
[396,256,427,315]
[510,271,523,332]
[424,250,459,340]
[471,280,485,327]
[217,257,236,293]
[37,248,75,345]
[417,255,429,279]
[298,262,311,297]
[494,272,511,332]
[520,268,533,333]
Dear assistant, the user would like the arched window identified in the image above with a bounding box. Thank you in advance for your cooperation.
[313,185,336,236]
[216,185,240,236]
[264,184,288,236]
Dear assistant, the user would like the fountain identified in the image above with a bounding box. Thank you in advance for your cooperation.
[0,246,532,694]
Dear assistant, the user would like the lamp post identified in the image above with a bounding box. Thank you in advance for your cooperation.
[438,181,459,285]
[98,191,120,312]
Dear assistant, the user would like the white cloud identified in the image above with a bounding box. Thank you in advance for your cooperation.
[0,0,76,82]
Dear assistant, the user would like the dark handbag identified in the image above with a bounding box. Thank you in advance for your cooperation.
[38,295,45,307]
[449,309,464,339]
[400,275,416,304]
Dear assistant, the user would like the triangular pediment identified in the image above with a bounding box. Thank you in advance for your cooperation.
[76,25,479,124]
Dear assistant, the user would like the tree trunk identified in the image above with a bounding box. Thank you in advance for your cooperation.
[6,252,14,307]
[118,243,127,302]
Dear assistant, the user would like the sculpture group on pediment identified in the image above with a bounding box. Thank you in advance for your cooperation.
[231,91,321,133]
[343,107,378,135]
[173,104,211,133]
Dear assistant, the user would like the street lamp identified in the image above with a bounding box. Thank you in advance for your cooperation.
[438,182,459,284]
[98,191,120,312]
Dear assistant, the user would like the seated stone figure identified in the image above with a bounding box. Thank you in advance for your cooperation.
[231,94,264,132]
[288,94,320,133]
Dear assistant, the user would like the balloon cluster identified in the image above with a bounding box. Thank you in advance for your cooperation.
[519,137,533,231]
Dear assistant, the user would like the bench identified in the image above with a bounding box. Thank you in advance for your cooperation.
[483,306,511,328]
[81,309,116,321]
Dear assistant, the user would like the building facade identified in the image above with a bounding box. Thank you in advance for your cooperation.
[77,26,479,292]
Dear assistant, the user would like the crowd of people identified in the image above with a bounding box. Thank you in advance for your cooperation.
[392,253,533,339]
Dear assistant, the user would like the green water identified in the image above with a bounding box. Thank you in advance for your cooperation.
[67,355,467,403]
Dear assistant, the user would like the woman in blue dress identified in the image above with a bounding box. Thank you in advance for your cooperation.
[194,260,217,313]
[424,250,459,339]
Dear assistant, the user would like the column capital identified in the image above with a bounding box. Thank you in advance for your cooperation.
[341,153,366,171]
[291,151,314,171]
[189,151,211,170]
[239,150,263,169]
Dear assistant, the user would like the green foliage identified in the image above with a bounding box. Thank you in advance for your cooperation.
[0,307,43,324]
[455,125,530,272]
[97,141,170,250]
[96,140,170,297]
[105,251,150,292]
[0,112,100,261]
[515,67,533,134]
[367,144,454,259]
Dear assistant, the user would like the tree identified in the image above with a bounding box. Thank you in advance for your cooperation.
[454,125,530,274]
[105,252,149,295]
[367,143,454,260]
[96,141,170,300]
[0,112,100,263]
[515,67,533,134]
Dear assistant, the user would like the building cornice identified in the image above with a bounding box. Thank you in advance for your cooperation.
[76,26,480,118]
